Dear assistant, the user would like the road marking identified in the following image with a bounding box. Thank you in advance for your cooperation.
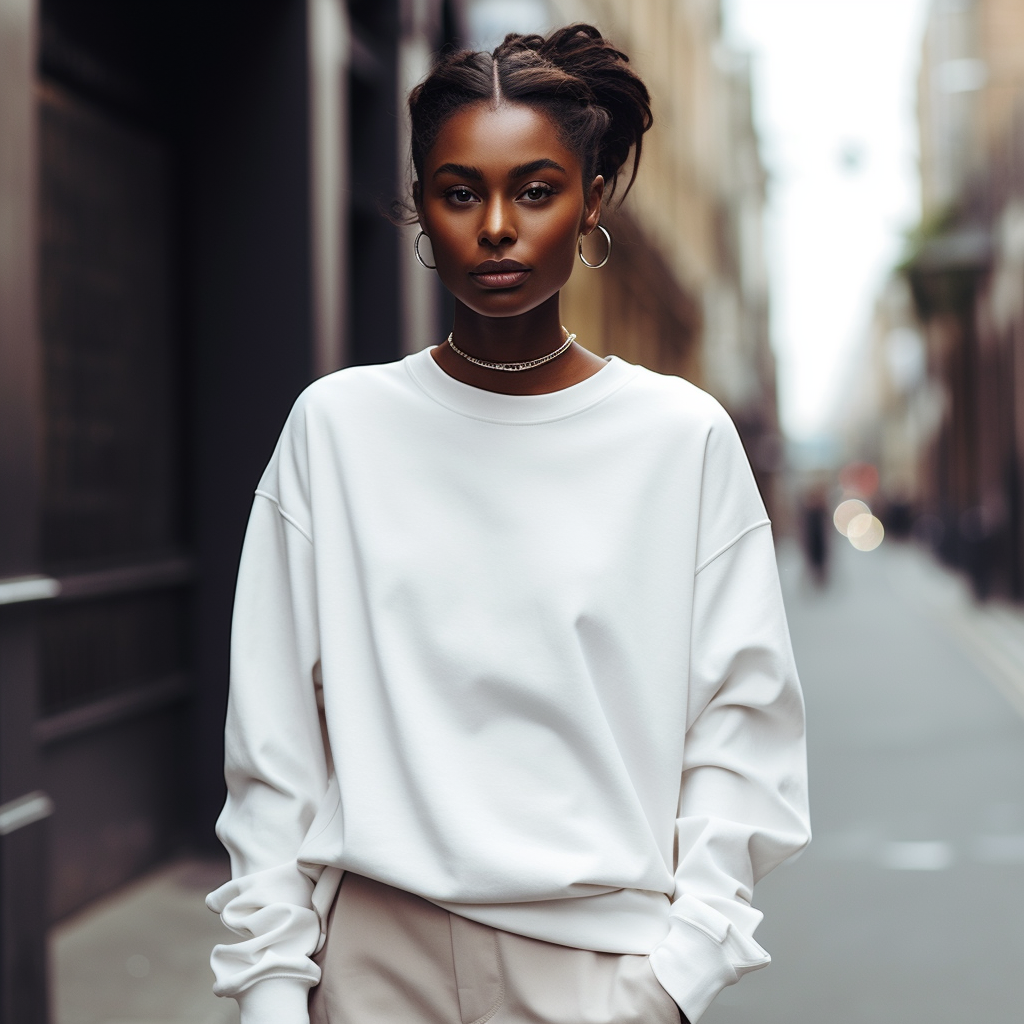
[971,834,1024,864]
[877,840,954,871]
[813,832,1024,867]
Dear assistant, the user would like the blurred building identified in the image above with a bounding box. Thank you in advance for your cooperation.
[0,0,778,1018]
[839,278,941,537]
[0,1,459,1019]
[871,0,1024,598]
[554,0,782,510]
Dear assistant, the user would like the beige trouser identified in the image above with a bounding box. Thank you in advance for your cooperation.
[309,873,681,1024]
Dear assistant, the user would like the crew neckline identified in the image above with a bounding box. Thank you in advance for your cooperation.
[405,346,639,425]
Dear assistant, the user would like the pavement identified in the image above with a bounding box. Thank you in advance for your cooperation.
[50,858,238,1024]
[50,539,1024,1024]
[703,538,1024,1024]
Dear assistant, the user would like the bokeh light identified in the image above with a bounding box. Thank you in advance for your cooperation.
[833,499,871,536]
[834,500,885,551]
[847,513,885,552]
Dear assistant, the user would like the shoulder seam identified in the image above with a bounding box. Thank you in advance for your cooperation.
[695,519,771,575]
[254,489,313,544]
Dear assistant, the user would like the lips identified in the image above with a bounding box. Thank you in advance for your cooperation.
[471,259,531,289]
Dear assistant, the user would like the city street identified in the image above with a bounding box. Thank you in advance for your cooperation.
[8,5,1023,1024]
[705,538,1024,1024]
[51,538,1024,1024]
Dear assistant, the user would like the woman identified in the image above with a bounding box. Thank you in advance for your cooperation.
[208,25,810,1024]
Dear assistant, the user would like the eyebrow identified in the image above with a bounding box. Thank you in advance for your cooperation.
[508,158,567,178]
[432,158,567,180]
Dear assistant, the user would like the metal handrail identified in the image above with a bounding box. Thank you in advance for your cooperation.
[0,791,54,837]
[0,556,194,606]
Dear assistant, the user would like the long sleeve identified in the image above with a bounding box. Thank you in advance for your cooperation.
[649,527,810,1020]
[206,486,329,1024]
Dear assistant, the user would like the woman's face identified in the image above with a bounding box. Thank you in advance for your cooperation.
[416,101,604,320]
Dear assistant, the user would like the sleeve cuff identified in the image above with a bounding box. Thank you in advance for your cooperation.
[648,898,770,1022]
[236,977,313,1024]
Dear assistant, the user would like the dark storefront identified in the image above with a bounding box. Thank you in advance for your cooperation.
[0,1,458,1019]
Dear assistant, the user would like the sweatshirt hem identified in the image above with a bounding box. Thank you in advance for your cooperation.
[429,886,672,954]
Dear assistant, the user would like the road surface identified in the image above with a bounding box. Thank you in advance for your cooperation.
[705,539,1024,1024]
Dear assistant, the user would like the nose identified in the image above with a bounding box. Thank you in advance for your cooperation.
[478,196,516,249]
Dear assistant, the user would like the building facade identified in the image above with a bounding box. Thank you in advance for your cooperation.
[852,0,1024,597]
[0,1,459,1018]
[554,0,782,508]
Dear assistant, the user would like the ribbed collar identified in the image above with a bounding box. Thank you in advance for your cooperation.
[405,346,638,425]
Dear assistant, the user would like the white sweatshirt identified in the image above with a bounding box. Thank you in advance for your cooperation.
[207,348,810,1024]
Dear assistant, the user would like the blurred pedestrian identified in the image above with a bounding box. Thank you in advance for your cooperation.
[802,484,830,587]
[207,24,809,1024]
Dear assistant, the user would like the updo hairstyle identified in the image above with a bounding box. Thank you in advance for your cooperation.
[408,24,653,203]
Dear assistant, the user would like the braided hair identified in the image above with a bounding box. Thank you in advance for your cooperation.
[408,24,653,202]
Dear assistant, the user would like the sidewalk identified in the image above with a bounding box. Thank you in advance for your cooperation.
[50,857,238,1024]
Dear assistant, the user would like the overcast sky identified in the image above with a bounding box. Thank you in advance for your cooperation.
[724,0,933,441]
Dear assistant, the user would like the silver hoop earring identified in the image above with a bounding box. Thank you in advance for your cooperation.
[578,224,612,269]
[414,230,436,270]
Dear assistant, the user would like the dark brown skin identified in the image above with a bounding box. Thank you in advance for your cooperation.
[415,100,609,395]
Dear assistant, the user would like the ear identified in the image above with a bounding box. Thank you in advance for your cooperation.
[580,175,605,235]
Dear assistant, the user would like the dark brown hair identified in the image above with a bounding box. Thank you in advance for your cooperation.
[408,24,653,203]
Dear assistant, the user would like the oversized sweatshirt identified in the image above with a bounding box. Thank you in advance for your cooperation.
[207,348,810,1024]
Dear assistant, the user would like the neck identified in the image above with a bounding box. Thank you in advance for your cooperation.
[431,296,607,395]
[452,296,564,364]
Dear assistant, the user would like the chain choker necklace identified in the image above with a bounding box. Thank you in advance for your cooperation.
[446,327,576,373]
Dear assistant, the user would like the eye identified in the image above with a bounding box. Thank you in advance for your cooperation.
[519,183,556,203]
[444,186,478,205]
